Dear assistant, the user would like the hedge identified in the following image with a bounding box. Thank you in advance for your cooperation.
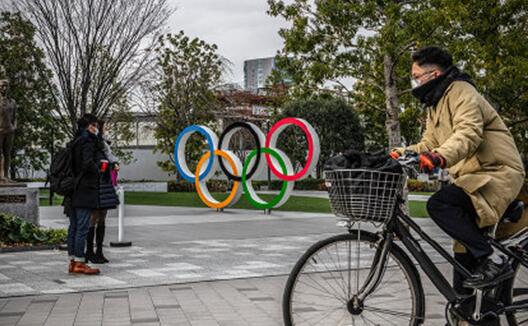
[168,178,440,193]
[168,178,328,192]
[407,179,441,192]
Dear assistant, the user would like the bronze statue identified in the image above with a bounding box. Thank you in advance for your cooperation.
[0,79,16,182]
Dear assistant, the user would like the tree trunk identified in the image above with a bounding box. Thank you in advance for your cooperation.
[383,54,402,150]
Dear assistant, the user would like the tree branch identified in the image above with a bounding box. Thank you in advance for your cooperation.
[14,0,173,133]
[508,117,528,127]
[397,88,413,96]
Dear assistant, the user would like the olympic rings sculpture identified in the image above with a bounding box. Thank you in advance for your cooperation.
[174,118,320,210]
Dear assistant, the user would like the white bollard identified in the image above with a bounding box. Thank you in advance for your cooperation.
[110,186,132,247]
[117,186,125,242]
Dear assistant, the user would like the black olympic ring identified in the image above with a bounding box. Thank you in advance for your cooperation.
[217,121,262,182]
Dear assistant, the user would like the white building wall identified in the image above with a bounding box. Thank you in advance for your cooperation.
[23,147,317,182]
[119,147,173,181]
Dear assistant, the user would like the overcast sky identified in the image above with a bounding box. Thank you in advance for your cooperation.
[166,0,288,86]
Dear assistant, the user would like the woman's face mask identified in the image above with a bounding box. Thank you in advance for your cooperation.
[87,123,99,136]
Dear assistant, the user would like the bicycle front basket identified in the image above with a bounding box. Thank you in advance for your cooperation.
[325,169,406,223]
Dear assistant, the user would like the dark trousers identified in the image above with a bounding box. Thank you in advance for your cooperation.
[453,252,479,295]
[67,208,92,260]
[426,184,493,294]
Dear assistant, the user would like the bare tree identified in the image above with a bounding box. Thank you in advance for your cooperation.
[13,0,173,134]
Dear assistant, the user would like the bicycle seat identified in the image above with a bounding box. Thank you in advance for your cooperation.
[500,200,524,223]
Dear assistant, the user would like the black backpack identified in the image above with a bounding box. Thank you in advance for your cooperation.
[48,137,82,196]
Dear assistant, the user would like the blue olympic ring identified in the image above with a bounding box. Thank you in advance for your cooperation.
[174,125,216,182]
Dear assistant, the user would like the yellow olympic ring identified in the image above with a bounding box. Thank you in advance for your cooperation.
[195,150,241,209]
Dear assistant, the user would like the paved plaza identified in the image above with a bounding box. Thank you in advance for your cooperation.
[0,270,454,326]
[0,205,457,325]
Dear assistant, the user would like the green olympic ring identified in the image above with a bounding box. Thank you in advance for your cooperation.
[242,147,291,209]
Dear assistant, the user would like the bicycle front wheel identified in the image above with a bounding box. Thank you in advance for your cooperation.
[283,231,425,326]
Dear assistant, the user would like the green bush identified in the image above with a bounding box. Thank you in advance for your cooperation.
[168,180,231,192]
[45,228,68,245]
[252,179,327,191]
[249,180,282,191]
[0,213,67,247]
[167,180,194,192]
[294,178,327,190]
[407,179,440,193]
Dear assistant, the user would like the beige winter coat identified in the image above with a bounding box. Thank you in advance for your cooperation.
[403,81,525,252]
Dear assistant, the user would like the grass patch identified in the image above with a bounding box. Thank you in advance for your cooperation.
[39,189,63,207]
[408,201,429,218]
[125,191,332,213]
[125,191,429,217]
[39,189,429,217]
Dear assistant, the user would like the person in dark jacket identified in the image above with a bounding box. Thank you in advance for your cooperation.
[66,114,103,275]
[85,120,119,264]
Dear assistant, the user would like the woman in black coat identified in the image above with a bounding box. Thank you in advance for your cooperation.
[85,121,119,264]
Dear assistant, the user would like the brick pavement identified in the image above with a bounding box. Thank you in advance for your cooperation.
[0,206,477,325]
[0,269,454,326]
[0,207,453,297]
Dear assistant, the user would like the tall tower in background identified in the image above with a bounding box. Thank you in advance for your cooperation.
[243,57,275,94]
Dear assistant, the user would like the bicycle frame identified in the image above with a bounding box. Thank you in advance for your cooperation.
[364,203,528,319]
[391,208,471,303]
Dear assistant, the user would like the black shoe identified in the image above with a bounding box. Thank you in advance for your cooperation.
[463,256,514,289]
[95,251,109,264]
[85,250,106,264]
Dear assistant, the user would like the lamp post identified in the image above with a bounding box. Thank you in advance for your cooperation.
[49,130,54,206]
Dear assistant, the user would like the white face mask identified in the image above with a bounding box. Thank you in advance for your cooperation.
[93,127,99,136]
[410,70,436,89]
[410,79,421,89]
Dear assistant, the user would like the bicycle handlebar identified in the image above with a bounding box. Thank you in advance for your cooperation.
[394,150,450,182]
[396,151,420,167]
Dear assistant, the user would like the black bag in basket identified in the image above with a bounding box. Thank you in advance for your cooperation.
[324,150,404,199]
[324,149,403,174]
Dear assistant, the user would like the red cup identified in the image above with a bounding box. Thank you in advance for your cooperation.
[100,160,109,172]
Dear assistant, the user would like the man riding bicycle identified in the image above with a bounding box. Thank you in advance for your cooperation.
[391,46,526,293]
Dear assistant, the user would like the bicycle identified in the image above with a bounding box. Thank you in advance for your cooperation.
[282,153,528,325]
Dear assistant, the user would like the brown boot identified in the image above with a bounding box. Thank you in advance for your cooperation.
[71,261,100,275]
[68,259,75,273]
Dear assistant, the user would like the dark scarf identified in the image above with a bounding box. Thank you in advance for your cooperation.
[74,129,104,152]
[412,66,475,107]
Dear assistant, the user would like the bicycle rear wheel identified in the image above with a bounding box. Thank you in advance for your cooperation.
[283,230,425,326]
[504,248,528,325]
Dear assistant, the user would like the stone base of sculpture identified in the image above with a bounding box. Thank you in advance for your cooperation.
[0,184,39,225]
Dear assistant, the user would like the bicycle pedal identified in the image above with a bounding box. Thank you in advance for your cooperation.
[468,311,499,325]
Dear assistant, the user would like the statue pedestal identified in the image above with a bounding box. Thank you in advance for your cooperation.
[0,184,39,225]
